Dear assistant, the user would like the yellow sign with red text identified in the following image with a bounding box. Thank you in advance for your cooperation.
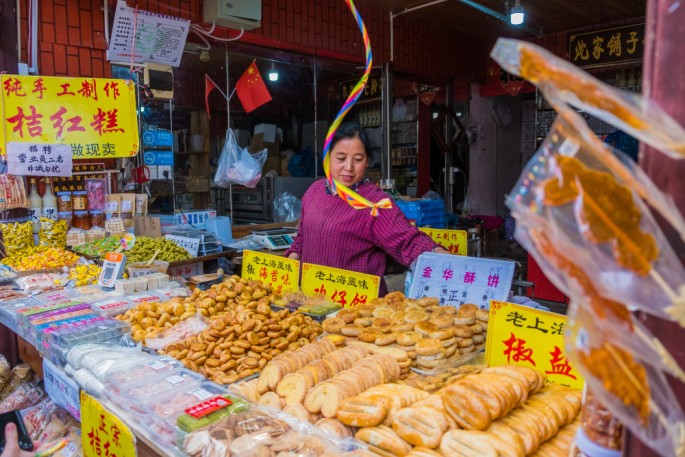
[301,263,380,308]
[485,300,584,390]
[81,391,136,457]
[419,228,467,255]
[243,250,300,296]
[1,75,139,158]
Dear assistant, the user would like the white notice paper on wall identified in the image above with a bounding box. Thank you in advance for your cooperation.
[107,0,190,66]
[7,142,73,177]
[408,253,515,310]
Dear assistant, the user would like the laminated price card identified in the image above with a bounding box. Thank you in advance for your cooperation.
[243,250,299,296]
[301,263,380,307]
[408,253,515,309]
[81,391,136,457]
[419,228,468,255]
[485,300,584,390]
[165,234,200,256]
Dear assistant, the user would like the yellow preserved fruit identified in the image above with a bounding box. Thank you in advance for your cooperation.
[38,217,68,248]
[125,236,193,264]
[66,264,102,287]
[0,220,33,257]
[3,247,80,271]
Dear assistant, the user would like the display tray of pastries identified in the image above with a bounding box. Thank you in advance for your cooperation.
[321,293,489,372]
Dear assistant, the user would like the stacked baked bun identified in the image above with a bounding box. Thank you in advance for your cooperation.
[346,365,582,456]
[321,293,489,371]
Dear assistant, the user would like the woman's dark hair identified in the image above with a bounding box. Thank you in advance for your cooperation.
[330,121,372,160]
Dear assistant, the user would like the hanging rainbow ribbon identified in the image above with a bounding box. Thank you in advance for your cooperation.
[322,0,392,217]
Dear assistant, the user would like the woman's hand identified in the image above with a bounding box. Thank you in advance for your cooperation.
[287,253,300,260]
[1,423,34,457]
[433,247,450,255]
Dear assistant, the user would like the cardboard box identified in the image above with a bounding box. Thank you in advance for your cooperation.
[254,123,278,143]
[264,156,281,174]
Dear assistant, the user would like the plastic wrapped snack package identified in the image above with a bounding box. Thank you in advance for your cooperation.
[507,114,685,326]
[146,313,210,351]
[38,217,68,248]
[513,215,685,382]
[181,405,361,457]
[566,303,685,457]
[0,218,33,257]
[492,42,685,246]
[491,38,685,160]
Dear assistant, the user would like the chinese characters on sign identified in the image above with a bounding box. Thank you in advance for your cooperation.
[43,359,81,421]
[168,262,204,279]
[338,71,383,101]
[419,228,467,255]
[81,391,136,457]
[569,23,644,68]
[6,142,72,177]
[485,301,584,390]
[408,253,514,309]
[301,263,380,307]
[165,235,200,257]
[108,0,190,66]
[243,250,300,296]
[1,75,139,158]
[54,164,106,192]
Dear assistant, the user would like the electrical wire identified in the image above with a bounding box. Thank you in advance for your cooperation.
[189,21,245,51]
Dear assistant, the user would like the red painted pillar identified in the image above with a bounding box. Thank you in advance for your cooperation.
[625,1,685,455]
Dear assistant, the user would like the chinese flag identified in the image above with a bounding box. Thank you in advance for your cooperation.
[205,74,220,120]
[235,60,272,113]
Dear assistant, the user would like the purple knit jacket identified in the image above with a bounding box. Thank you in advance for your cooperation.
[285,179,439,295]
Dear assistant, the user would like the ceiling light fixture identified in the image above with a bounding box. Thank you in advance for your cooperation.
[199,50,210,62]
[268,62,279,82]
[510,0,525,25]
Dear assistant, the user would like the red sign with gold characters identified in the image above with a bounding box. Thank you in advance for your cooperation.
[0,75,139,158]
[485,300,584,390]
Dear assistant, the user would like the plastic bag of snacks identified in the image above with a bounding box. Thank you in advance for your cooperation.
[38,217,68,248]
[0,218,33,257]
[104,217,126,236]
[84,178,107,211]
[0,175,30,211]
[65,229,86,248]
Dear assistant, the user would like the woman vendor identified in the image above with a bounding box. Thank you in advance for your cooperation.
[286,122,449,296]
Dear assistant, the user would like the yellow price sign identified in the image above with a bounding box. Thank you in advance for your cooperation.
[243,250,299,295]
[485,300,584,390]
[301,263,380,307]
[419,228,467,255]
[1,75,139,158]
[81,391,137,457]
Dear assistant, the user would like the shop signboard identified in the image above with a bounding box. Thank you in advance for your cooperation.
[408,253,514,309]
[243,250,299,296]
[81,391,136,457]
[419,228,467,255]
[6,142,73,177]
[301,263,380,307]
[54,164,107,193]
[43,359,81,421]
[0,75,139,158]
[338,70,383,101]
[485,300,584,390]
[569,23,644,68]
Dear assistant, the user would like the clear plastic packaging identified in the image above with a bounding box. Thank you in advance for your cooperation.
[0,175,30,211]
[85,178,106,211]
[214,129,267,188]
[0,382,43,413]
[146,314,210,351]
[112,370,205,405]
[0,218,33,257]
[105,356,182,389]
[90,297,135,318]
[38,217,68,248]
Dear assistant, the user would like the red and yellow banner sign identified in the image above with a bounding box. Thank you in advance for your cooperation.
[301,263,380,308]
[485,300,584,390]
[419,228,467,255]
[243,250,299,296]
[81,391,136,457]
[1,75,139,158]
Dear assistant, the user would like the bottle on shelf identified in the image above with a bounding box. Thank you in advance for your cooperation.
[28,178,42,234]
[42,178,58,221]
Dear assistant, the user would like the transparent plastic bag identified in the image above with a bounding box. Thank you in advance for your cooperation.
[491,38,685,160]
[146,313,210,351]
[39,217,68,248]
[215,130,267,188]
[273,192,301,222]
[507,115,685,326]
[0,218,33,257]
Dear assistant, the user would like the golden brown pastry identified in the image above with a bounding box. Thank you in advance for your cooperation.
[392,404,449,448]
[337,394,391,427]
[355,425,413,457]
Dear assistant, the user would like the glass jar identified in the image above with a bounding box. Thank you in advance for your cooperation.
[72,211,91,230]
[72,191,88,211]
[56,191,72,212]
[58,212,73,228]
[90,210,105,228]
